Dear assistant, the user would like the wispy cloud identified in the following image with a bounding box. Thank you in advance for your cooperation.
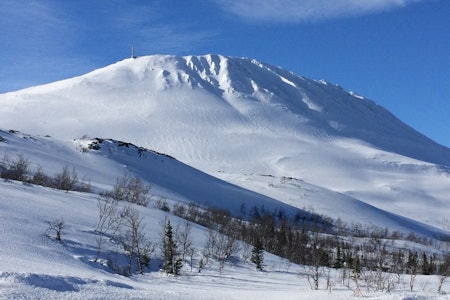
[214,0,425,23]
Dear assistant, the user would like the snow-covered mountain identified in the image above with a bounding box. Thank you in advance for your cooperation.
[2,55,449,164]
[1,54,449,232]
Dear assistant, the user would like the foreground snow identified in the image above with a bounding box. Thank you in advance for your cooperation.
[1,180,449,299]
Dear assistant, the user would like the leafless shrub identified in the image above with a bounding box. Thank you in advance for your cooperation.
[154,196,170,212]
[241,241,251,263]
[54,165,78,191]
[187,247,195,272]
[203,229,240,272]
[30,166,53,186]
[95,196,121,234]
[437,254,449,294]
[10,155,29,181]
[1,154,29,181]
[120,208,155,275]
[46,218,65,241]
[172,202,186,218]
[176,220,192,261]
[95,201,155,275]
[106,174,150,206]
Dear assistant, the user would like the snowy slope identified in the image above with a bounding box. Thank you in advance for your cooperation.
[2,180,448,299]
[1,129,445,237]
[0,130,302,218]
[1,54,449,233]
[1,131,449,299]
[0,180,307,300]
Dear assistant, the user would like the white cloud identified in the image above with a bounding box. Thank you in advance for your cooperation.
[215,0,425,23]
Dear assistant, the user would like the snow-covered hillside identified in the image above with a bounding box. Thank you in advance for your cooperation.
[1,129,445,236]
[1,130,449,299]
[0,179,312,300]
[1,54,449,234]
[2,179,448,299]
[0,130,306,218]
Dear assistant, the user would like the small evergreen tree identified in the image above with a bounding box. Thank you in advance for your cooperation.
[407,251,418,274]
[251,236,264,271]
[333,245,343,268]
[162,220,182,275]
[174,257,183,275]
[422,252,430,275]
[429,254,436,275]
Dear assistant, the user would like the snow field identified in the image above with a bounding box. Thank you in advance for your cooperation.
[1,180,449,299]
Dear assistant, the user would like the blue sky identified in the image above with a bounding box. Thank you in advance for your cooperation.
[1,0,449,147]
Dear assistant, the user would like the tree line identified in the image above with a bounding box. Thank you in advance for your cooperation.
[166,200,449,291]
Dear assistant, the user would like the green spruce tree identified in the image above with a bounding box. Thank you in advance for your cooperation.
[421,252,430,275]
[162,220,182,274]
[333,245,343,268]
[251,236,264,271]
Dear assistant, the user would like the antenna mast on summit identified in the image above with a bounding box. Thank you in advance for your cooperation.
[131,46,136,59]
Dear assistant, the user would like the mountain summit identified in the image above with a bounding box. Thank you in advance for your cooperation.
[1,54,448,166]
[1,54,449,230]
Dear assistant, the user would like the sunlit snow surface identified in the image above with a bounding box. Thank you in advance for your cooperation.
[1,176,449,299]
[0,130,449,298]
